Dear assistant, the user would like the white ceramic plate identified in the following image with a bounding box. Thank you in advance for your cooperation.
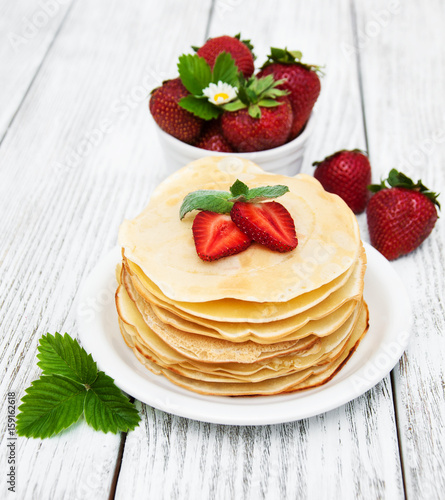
[76,242,411,426]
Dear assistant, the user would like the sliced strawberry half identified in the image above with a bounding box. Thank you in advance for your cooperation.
[230,201,298,252]
[192,211,252,261]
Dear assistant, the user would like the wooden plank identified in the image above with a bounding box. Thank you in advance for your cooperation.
[0,0,75,139]
[354,1,445,498]
[114,1,405,498]
[0,0,212,497]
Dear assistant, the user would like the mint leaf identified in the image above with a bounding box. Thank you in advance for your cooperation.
[16,375,86,438]
[179,95,221,120]
[84,371,140,433]
[180,190,233,219]
[37,332,97,385]
[230,179,249,197]
[246,185,289,201]
[212,52,240,87]
[178,54,212,95]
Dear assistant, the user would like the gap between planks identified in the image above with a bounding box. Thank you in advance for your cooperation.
[105,11,217,493]
[350,0,407,498]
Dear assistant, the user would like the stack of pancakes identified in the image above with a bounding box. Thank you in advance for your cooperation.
[116,157,369,396]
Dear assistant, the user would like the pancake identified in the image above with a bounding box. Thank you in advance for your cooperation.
[129,304,369,396]
[116,274,319,364]
[114,157,369,397]
[122,264,361,346]
[117,280,366,384]
[123,244,365,324]
[119,157,360,303]
[122,247,365,338]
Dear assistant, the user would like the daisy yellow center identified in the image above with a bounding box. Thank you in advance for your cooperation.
[214,92,229,102]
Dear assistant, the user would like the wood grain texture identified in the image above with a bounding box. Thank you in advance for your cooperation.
[114,1,404,498]
[0,0,76,139]
[1,0,444,498]
[0,0,211,498]
[355,1,445,499]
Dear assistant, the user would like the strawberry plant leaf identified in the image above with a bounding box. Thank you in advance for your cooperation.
[180,190,233,219]
[37,332,97,385]
[178,54,212,95]
[179,95,221,120]
[368,168,441,209]
[211,52,240,87]
[257,99,281,108]
[84,371,140,433]
[222,101,246,112]
[16,375,86,438]
[248,104,261,119]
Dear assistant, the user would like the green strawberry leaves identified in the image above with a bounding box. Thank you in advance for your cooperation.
[368,168,441,209]
[261,47,324,75]
[179,95,221,120]
[178,54,212,96]
[222,75,287,119]
[180,180,290,219]
[178,52,240,120]
[16,333,140,438]
[37,332,97,385]
[16,376,87,439]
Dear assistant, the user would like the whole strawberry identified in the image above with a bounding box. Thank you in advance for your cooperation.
[221,75,292,152]
[367,170,440,260]
[313,149,371,213]
[258,48,321,140]
[149,78,203,144]
[196,34,255,78]
[195,119,234,152]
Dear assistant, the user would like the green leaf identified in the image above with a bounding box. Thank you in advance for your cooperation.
[180,190,233,219]
[387,168,415,188]
[84,371,140,433]
[246,185,290,201]
[230,179,249,197]
[16,375,86,438]
[211,52,240,87]
[37,333,97,385]
[179,95,221,120]
[222,101,246,112]
[257,99,281,108]
[178,54,212,95]
[248,104,261,119]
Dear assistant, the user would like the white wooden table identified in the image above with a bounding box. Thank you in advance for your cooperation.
[1,1,444,498]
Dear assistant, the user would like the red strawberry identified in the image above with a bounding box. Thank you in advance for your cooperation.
[196,34,255,78]
[230,201,298,252]
[220,75,292,152]
[149,78,203,144]
[258,48,321,140]
[366,170,440,260]
[192,211,252,261]
[195,119,234,152]
[313,149,371,214]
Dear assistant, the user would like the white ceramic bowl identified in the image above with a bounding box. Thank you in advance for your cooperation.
[154,112,315,177]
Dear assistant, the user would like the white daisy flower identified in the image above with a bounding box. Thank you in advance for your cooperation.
[202,81,237,105]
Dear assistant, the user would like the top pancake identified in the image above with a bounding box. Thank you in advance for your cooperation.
[119,157,360,303]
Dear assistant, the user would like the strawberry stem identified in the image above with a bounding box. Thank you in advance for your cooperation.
[368,168,441,209]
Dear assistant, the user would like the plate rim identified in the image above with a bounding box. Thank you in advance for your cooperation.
[76,242,412,426]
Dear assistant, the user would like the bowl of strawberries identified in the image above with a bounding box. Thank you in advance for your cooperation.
[149,35,321,176]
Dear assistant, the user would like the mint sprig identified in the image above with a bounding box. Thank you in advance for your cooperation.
[16,333,140,438]
[180,179,290,219]
[178,52,240,120]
